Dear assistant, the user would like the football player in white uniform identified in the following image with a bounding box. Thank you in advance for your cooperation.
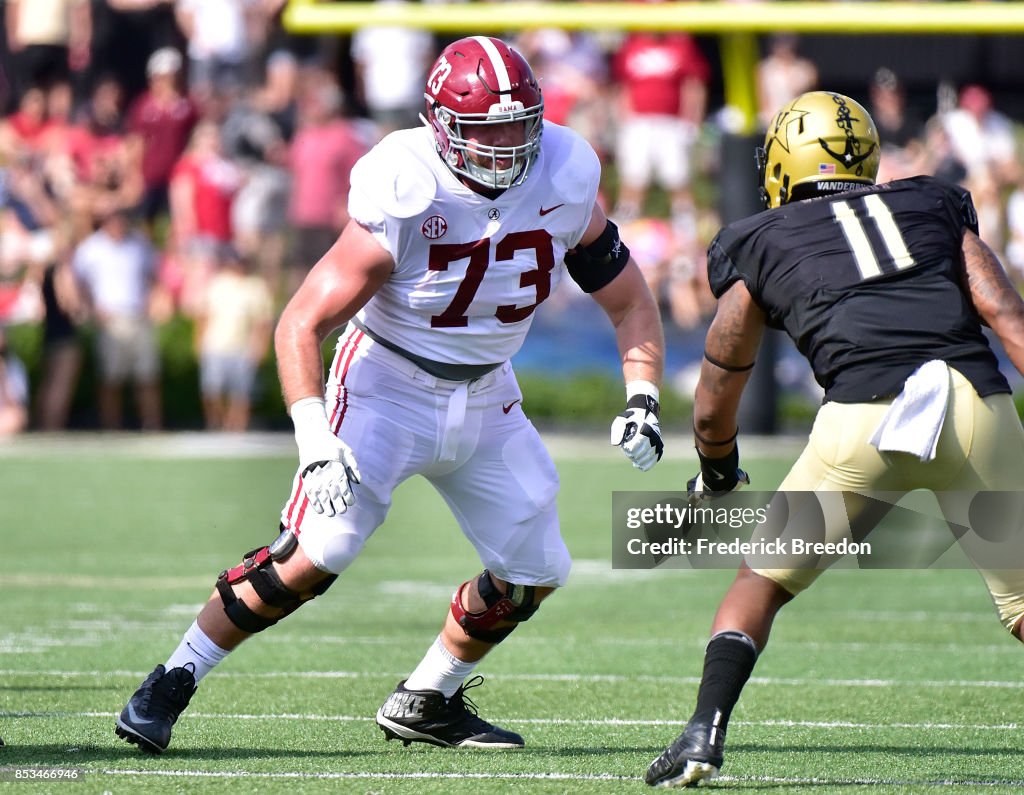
[115,36,665,754]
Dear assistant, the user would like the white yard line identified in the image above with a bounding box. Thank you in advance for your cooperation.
[3,668,1024,690]
[5,710,1024,732]
[77,769,1024,787]
[11,625,1007,655]
[102,769,635,782]
[718,775,1023,788]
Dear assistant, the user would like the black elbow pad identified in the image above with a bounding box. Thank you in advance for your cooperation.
[564,219,631,293]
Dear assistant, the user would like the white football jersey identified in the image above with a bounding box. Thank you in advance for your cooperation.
[348,120,601,365]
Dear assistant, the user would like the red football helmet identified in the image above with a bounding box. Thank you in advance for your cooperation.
[422,36,544,190]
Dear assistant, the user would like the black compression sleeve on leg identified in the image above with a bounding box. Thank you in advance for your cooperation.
[693,631,758,729]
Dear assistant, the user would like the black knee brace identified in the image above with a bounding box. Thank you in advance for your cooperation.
[215,528,336,633]
[450,570,540,644]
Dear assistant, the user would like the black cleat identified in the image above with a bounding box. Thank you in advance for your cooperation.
[115,664,197,754]
[645,709,726,788]
[375,676,524,749]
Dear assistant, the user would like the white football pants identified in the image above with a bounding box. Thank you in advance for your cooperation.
[280,324,571,587]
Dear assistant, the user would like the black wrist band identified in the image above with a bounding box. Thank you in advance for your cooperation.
[626,393,660,417]
[697,443,739,473]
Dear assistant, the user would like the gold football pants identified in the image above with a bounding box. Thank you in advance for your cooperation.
[756,368,1024,632]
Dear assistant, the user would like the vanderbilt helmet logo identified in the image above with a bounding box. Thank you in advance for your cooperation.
[770,107,811,154]
[819,95,877,176]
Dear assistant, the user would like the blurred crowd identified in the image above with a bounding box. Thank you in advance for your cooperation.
[0,0,1021,435]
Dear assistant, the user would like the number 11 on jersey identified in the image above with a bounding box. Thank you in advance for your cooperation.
[832,194,916,280]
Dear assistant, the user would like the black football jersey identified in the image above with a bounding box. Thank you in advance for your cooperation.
[707,176,1009,402]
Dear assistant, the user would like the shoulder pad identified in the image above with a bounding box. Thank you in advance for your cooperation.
[706,235,744,300]
[540,122,601,206]
[901,174,960,204]
[350,129,438,220]
[720,205,780,245]
[906,175,978,234]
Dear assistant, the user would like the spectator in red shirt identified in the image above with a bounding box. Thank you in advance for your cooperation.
[169,120,243,316]
[611,32,710,226]
[126,47,199,229]
[284,74,368,297]
[0,86,48,161]
[68,75,144,240]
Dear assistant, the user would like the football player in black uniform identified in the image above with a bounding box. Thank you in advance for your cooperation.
[646,91,1024,788]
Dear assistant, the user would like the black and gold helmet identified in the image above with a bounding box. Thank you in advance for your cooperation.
[756,91,881,209]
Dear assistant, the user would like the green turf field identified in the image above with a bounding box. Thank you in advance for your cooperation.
[1,436,1022,793]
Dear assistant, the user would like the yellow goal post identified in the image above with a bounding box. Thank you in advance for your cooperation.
[284,1,1024,134]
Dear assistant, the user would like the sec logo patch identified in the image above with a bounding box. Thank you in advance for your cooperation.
[422,215,448,239]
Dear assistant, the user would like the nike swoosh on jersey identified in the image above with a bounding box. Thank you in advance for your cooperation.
[502,400,522,414]
[538,204,565,216]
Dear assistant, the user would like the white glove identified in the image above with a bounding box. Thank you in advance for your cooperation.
[290,397,361,517]
[610,381,664,472]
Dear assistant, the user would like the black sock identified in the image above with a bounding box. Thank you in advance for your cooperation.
[692,631,758,730]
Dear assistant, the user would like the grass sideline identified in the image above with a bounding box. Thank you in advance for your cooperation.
[1,435,1022,793]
